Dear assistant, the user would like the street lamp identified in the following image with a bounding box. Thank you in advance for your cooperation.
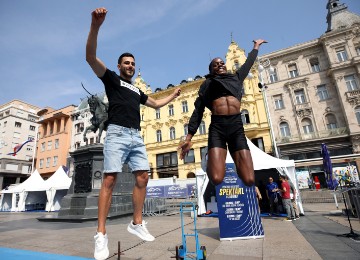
[258,58,279,158]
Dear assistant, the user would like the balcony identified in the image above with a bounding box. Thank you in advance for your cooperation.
[276,127,349,144]
[295,102,312,117]
[345,90,360,106]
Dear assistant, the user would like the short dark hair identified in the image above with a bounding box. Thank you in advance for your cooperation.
[118,52,135,65]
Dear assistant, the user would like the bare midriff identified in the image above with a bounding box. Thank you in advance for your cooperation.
[211,96,240,115]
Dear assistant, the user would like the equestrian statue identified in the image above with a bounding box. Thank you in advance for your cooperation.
[82,83,109,143]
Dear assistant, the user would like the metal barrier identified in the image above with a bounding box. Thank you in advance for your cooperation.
[142,198,166,217]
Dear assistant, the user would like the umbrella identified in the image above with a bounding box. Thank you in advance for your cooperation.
[321,143,338,190]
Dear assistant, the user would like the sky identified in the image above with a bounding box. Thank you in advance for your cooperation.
[0,0,359,110]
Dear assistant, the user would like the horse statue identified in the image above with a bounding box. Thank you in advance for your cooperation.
[83,95,109,143]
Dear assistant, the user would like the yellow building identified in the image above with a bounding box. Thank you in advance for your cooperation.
[136,40,273,179]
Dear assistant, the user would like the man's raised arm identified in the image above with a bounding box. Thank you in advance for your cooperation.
[86,7,107,77]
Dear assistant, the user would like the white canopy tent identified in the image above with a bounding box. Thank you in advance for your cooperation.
[196,138,303,215]
[0,167,72,212]
[0,170,46,211]
[43,166,72,211]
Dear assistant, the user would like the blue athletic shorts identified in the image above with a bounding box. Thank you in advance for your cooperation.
[103,124,150,173]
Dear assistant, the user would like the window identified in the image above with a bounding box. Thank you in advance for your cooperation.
[156,130,162,142]
[47,141,52,150]
[46,157,51,168]
[233,61,241,70]
[169,127,176,140]
[310,58,320,72]
[184,124,188,136]
[288,64,299,78]
[345,75,359,91]
[295,89,306,104]
[274,95,284,109]
[156,152,178,167]
[39,159,44,168]
[184,149,195,164]
[325,114,337,129]
[168,104,174,116]
[53,156,58,166]
[182,101,188,113]
[280,122,291,137]
[241,110,250,124]
[155,108,160,119]
[251,138,265,151]
[75,142,81,149]
[28,135,34,141]
[355,106,360,124]
[75,123,84,133]
[302,119,314,134]
[55,139,59,149]
[29,125,36,131]
[200,147,208,161]
[199,121,206,135]
[317,85,329,100]
[269,68,278,83]
[15,122,22,128]
[41,142,45,152]
[28,115,37,122]
[336,47,348,62]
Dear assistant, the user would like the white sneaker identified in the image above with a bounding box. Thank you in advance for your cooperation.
[127,220,155,241]
[94,232,109,260]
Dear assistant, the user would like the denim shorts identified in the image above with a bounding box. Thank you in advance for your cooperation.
[103,124,150,173]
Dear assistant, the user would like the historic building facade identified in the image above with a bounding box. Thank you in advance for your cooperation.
[36,105,76,178]
[0,100,41,189]
[258,0,360,183]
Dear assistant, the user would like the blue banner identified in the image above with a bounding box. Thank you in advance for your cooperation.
[164,185,188,198]
[146,186,165,198]
[215,163,264,240]
[186,183,196,197]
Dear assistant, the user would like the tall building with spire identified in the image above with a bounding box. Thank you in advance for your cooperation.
[259,0,360,186]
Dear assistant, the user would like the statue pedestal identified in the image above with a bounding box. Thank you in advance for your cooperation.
[38,144,134,222]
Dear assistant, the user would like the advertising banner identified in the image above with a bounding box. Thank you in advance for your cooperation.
[216,163,264,240]
[164,185,188,198]
[146,186,165,198]
[186,183,196,197]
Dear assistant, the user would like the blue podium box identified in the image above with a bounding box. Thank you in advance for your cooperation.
[215,163,264,240]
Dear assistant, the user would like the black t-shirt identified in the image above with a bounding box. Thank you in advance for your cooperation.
[99,69,148,130]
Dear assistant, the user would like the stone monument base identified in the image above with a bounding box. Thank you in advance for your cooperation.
[38,144,135,222]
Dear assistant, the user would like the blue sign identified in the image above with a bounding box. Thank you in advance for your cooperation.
[164,185,188,198]
[186,183,196,197]
[146,186,165,198]
[215,163,264,240]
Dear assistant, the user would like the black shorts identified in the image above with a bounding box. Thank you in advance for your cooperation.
[208,113,249,153]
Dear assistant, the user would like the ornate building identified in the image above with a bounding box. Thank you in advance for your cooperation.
[259,0,360,182]
[140,40,272,179]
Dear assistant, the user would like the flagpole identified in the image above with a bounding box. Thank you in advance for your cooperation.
[31,125,39,174]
